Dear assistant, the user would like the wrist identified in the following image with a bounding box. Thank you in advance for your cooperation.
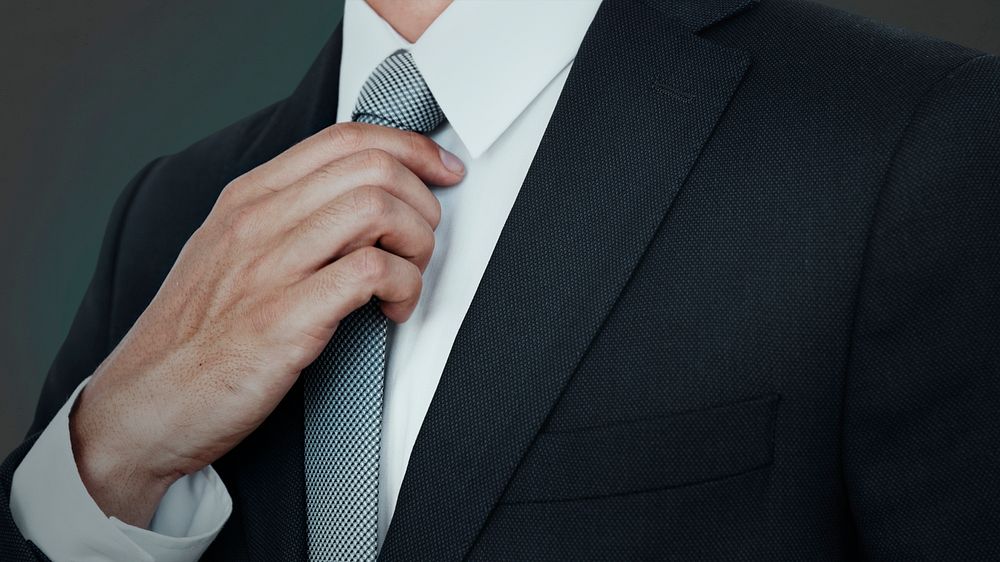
[69,381,180,528]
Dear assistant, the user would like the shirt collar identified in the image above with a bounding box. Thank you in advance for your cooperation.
[338,0,602,158]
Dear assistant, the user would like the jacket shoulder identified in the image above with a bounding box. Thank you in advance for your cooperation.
[109,100,286,339]
[709,0,990,107]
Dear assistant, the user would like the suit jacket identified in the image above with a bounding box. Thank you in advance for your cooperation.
[3,0,999,559]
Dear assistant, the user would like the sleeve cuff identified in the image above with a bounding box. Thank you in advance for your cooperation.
[9,376,232,562]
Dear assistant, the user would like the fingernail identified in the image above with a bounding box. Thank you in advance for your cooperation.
[439,147,465,176]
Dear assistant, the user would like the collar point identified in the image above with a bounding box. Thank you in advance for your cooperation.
[453,126,500,160]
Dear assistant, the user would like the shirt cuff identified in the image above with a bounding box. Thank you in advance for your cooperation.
[9,376,233,562]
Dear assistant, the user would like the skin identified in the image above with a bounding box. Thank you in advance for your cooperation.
[70,2,460,527]
[367,0,453,42]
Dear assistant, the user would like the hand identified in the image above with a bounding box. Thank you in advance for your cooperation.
[68,123,465,527]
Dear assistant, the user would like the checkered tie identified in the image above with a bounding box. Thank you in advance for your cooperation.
[302,50,444,561]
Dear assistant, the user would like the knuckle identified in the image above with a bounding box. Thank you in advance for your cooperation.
[403,130,432,158]
[409,221,435,265]
[326,122,365,150]
[225,205,261,241]
[406,261,423,295]
[422,223,436,257]
[218,177,247,206]
[351,185,391,220]
[428,196,442,230]
[352,246,387,282]
[359,148,398,184]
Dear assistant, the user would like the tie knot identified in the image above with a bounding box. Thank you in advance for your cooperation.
[352,50,445,134]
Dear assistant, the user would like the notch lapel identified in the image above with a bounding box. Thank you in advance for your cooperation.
[379,0,755,559]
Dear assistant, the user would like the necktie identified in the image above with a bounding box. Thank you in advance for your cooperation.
[302,50,445,561]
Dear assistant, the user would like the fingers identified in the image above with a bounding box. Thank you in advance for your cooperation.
[274,185,435,275]
[208,122,457,351]
[264,148,443,231]
[242,122,464,195]
[288,246,423,330]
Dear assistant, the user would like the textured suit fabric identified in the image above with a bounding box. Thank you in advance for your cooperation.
[3,0,1000,560]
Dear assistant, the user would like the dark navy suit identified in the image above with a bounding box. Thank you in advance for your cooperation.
[4,0,999,559]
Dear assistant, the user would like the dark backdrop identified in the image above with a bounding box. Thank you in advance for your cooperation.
[1,1,997,455]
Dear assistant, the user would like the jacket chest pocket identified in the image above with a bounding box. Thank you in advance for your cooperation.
[500,393,780,504]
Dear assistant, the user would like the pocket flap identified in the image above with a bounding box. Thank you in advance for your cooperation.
[502,393,780,503]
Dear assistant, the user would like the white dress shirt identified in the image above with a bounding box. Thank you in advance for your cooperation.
[9,1,602,559]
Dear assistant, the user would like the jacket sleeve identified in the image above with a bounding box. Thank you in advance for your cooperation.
[0,158,159,561]
[843,54,1000,559]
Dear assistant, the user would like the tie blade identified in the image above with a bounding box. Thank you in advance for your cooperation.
[304,48,442,561]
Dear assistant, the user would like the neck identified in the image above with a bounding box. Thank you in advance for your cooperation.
[366,0,453,43]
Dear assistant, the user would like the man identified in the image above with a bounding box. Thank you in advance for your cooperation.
[2,0,999,559]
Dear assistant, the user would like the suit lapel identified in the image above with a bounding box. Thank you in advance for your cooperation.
[379,0,755,559]
[218,0,758,557]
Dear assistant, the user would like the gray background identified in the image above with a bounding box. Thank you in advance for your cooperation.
[1,1,997,455]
